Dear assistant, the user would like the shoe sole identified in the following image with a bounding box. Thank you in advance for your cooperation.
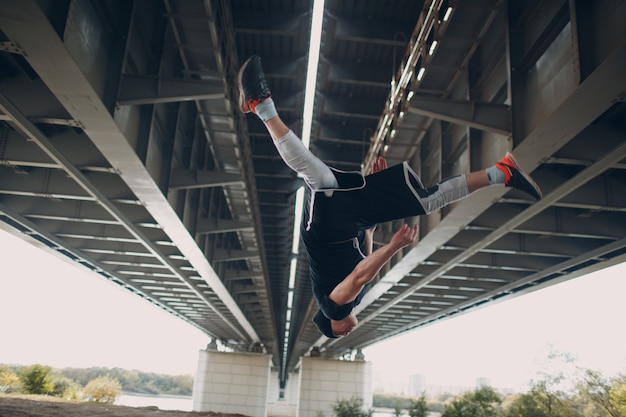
[237,56,255,113]
[504,152,542,199]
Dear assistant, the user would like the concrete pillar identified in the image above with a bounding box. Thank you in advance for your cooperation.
[298,356,372,417]
[267,370,299,417]
[193,348,272,417]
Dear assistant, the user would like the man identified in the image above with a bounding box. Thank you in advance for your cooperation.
[238,56,542,338]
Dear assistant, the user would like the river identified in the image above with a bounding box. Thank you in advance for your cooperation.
[115,393,193,411]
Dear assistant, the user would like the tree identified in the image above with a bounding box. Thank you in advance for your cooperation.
[531,348,581,396]
[19,364,54,395]
[506,390,546,417]
[442,386,502,417]
[82,375,122,403]
[506,381,581,417]
[332,396,373,417]
[408,395,428,417]
[611,378,626,417]
[577,369,626,417]
[506,348,583,417]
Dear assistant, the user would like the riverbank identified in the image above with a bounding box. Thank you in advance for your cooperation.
[0,394,248,417]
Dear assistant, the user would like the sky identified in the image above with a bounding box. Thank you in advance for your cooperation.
[1,226,625,392]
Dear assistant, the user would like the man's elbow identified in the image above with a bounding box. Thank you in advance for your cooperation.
[351,264,374,287]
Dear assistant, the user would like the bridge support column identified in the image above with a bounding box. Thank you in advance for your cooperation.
[298,355,372,417]
[267,369,299,417]
[192,347,272,417]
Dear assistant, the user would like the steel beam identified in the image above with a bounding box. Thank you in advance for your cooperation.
[351,136,626,347]
[0,0,259,342]
[196,218,254,235]
[169,169,244,190]
[332,15,408,47]
[407,97,512,136]
[212,249,261,263]
[323,95,382,120]
[326,58,392,88]
[319,40,626,349]
[118,76,225,105]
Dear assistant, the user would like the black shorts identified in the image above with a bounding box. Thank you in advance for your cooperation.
[307,162,427,242]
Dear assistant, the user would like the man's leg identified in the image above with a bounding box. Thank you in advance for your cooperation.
[444,151,542,204]
[238,55,337,190]
[239,56,541,203]
[466,170,489,193]
[409,156,541,217]
[419,147,543,214]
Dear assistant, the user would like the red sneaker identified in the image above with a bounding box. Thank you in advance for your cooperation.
[237,55,271,114]
[496,152,542,200]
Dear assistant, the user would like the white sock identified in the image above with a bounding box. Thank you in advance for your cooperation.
[486,165,505,185]
[255,98,278,122]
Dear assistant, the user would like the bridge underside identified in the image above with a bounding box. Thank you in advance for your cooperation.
[1,0,625,387]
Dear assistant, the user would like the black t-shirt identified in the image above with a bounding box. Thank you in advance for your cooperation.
[303,163,427,322]
[302,170,374,321]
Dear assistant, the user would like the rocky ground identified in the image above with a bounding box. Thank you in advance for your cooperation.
[0,395,249,417]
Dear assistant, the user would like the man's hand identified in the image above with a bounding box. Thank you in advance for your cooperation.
[389,223,419,250]
[372,156,388,173]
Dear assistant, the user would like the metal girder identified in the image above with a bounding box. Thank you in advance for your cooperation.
[0,0,260,342]
[223,270,263,282]
[212,249,261,263]
[0,203,214,330]
[325,58,392,88]
[407,97,512,136]
[318,121,373,143]
[117,76,225,105]
[233,11,306,36]
[196,218,254,235]
[350,137,626,346]
[323,95,381,120]
[332,15,409,47]
[319,40,626,349]
[0,40,24,54]
[424,278,504,292]
[169,169,244,190]
[511,0,569,73]
[0,166,89,196]
[383,235,626,344]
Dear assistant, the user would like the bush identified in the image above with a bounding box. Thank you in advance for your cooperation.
[19,364,54,395]
[82,375,122,403]
[51,376,82,400]
[0,366,21,393]
[332,396,372,417]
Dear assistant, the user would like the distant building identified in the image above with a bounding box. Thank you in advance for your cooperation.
[409,374,426,395]
[476,377,491,388]
[423,384,471,397]
[373,373,516,397]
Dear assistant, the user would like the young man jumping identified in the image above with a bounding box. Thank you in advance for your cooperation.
[238,55,542,338]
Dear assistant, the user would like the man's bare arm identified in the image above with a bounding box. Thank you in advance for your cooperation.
[329,224,418,306]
